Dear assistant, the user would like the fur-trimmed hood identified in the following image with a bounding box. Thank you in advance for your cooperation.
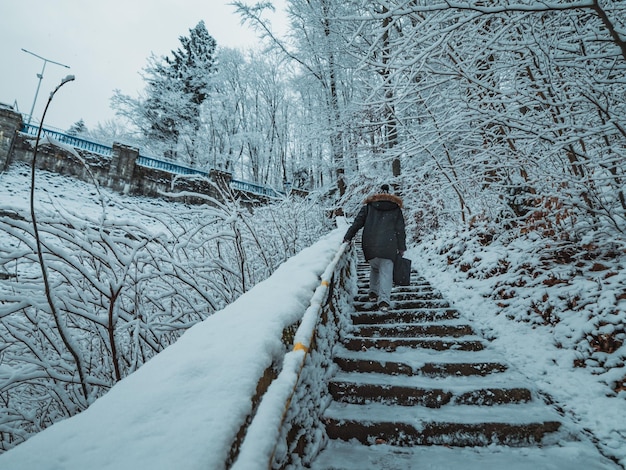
[364,193,403,209]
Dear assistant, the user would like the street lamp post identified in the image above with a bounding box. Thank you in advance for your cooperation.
[21,48,70,125]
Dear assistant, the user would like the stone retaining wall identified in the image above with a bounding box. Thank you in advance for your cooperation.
[0,107,238,205]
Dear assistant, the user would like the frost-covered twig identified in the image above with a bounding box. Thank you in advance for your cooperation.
[29,75,91,403]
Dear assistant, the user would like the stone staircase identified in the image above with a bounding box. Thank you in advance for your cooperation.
[310,259,615,469]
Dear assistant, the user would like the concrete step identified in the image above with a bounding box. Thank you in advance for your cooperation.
[333,356,508,377]
[354,299,452,311]
[393,284,435,294]
[342,336,486,352]
[351,308,460,324]
[310,439,616,470]
[323,402,563,447]
[329,381,533,407]
[355,291,444,302]
[356,280,429,290]
[329,370,534,401]
[352,323,475,338]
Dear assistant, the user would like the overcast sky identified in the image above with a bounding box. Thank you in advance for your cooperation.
[0,1,286,131]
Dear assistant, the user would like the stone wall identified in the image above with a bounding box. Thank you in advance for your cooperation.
[0,107,22,172]
[0,107,236,205]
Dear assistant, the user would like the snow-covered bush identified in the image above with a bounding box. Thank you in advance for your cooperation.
[425,218,626,395]
[0,166,332,453]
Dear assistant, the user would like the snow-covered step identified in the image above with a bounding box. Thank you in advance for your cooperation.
[323,401,563,447]
[333,344,505,364]
[310,439,617,470]
[325,399,564,425]
[352,323,475,338]
[393,284,436,293]
[356,284,431,293]
[329,381,532,407]
[342,335,486,352]
[356,279,429,288]
[329,370,536,405]
[351,308,460,324]
[333,355,508,377]
[330,370,531,391]
[394,291,445,300]
[354,289,444,302]
[355,298,452,311]
[333,343,513,384]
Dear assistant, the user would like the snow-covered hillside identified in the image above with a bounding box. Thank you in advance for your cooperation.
[0,164,624,468]
[413,224,626,467]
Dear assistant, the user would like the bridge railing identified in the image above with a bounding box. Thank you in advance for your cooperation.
[135,155,210,177]
[231,238,355,469]
[20,123,289,198]
[21,122,113,156]
[230,179,284,198]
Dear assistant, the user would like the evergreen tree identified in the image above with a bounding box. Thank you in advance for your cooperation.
[144,20,217,162]
[114,21,217,163]
[66,119,87,136]
[169,20,217,108]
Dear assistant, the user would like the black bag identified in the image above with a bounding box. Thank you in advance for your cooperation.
[393,255,411,286]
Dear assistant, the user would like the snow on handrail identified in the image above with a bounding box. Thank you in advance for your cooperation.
[232,241,351,469]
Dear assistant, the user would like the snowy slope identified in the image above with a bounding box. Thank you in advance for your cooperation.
[0,224,345,470]
[0,167,623,468]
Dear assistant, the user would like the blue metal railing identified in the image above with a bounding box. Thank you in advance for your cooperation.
[20,123,113,156]
[136,155,210,177]
[19,123,286,199]
[230,179,283,198]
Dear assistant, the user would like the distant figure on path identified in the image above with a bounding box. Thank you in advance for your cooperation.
[343,184,406,312]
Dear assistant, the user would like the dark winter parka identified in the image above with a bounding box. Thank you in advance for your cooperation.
[343,193,406,261]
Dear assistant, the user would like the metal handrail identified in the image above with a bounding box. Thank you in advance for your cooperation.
[19,123,289,198]
[135,155,210,177]
[20,123,113,156]
[230,179,283,198]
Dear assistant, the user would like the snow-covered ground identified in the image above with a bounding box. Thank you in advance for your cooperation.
[412,230,626,468]
[0,167,624,469]
[0,214,347,469]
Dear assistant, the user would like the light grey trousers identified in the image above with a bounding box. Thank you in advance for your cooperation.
[369,257,394,304]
